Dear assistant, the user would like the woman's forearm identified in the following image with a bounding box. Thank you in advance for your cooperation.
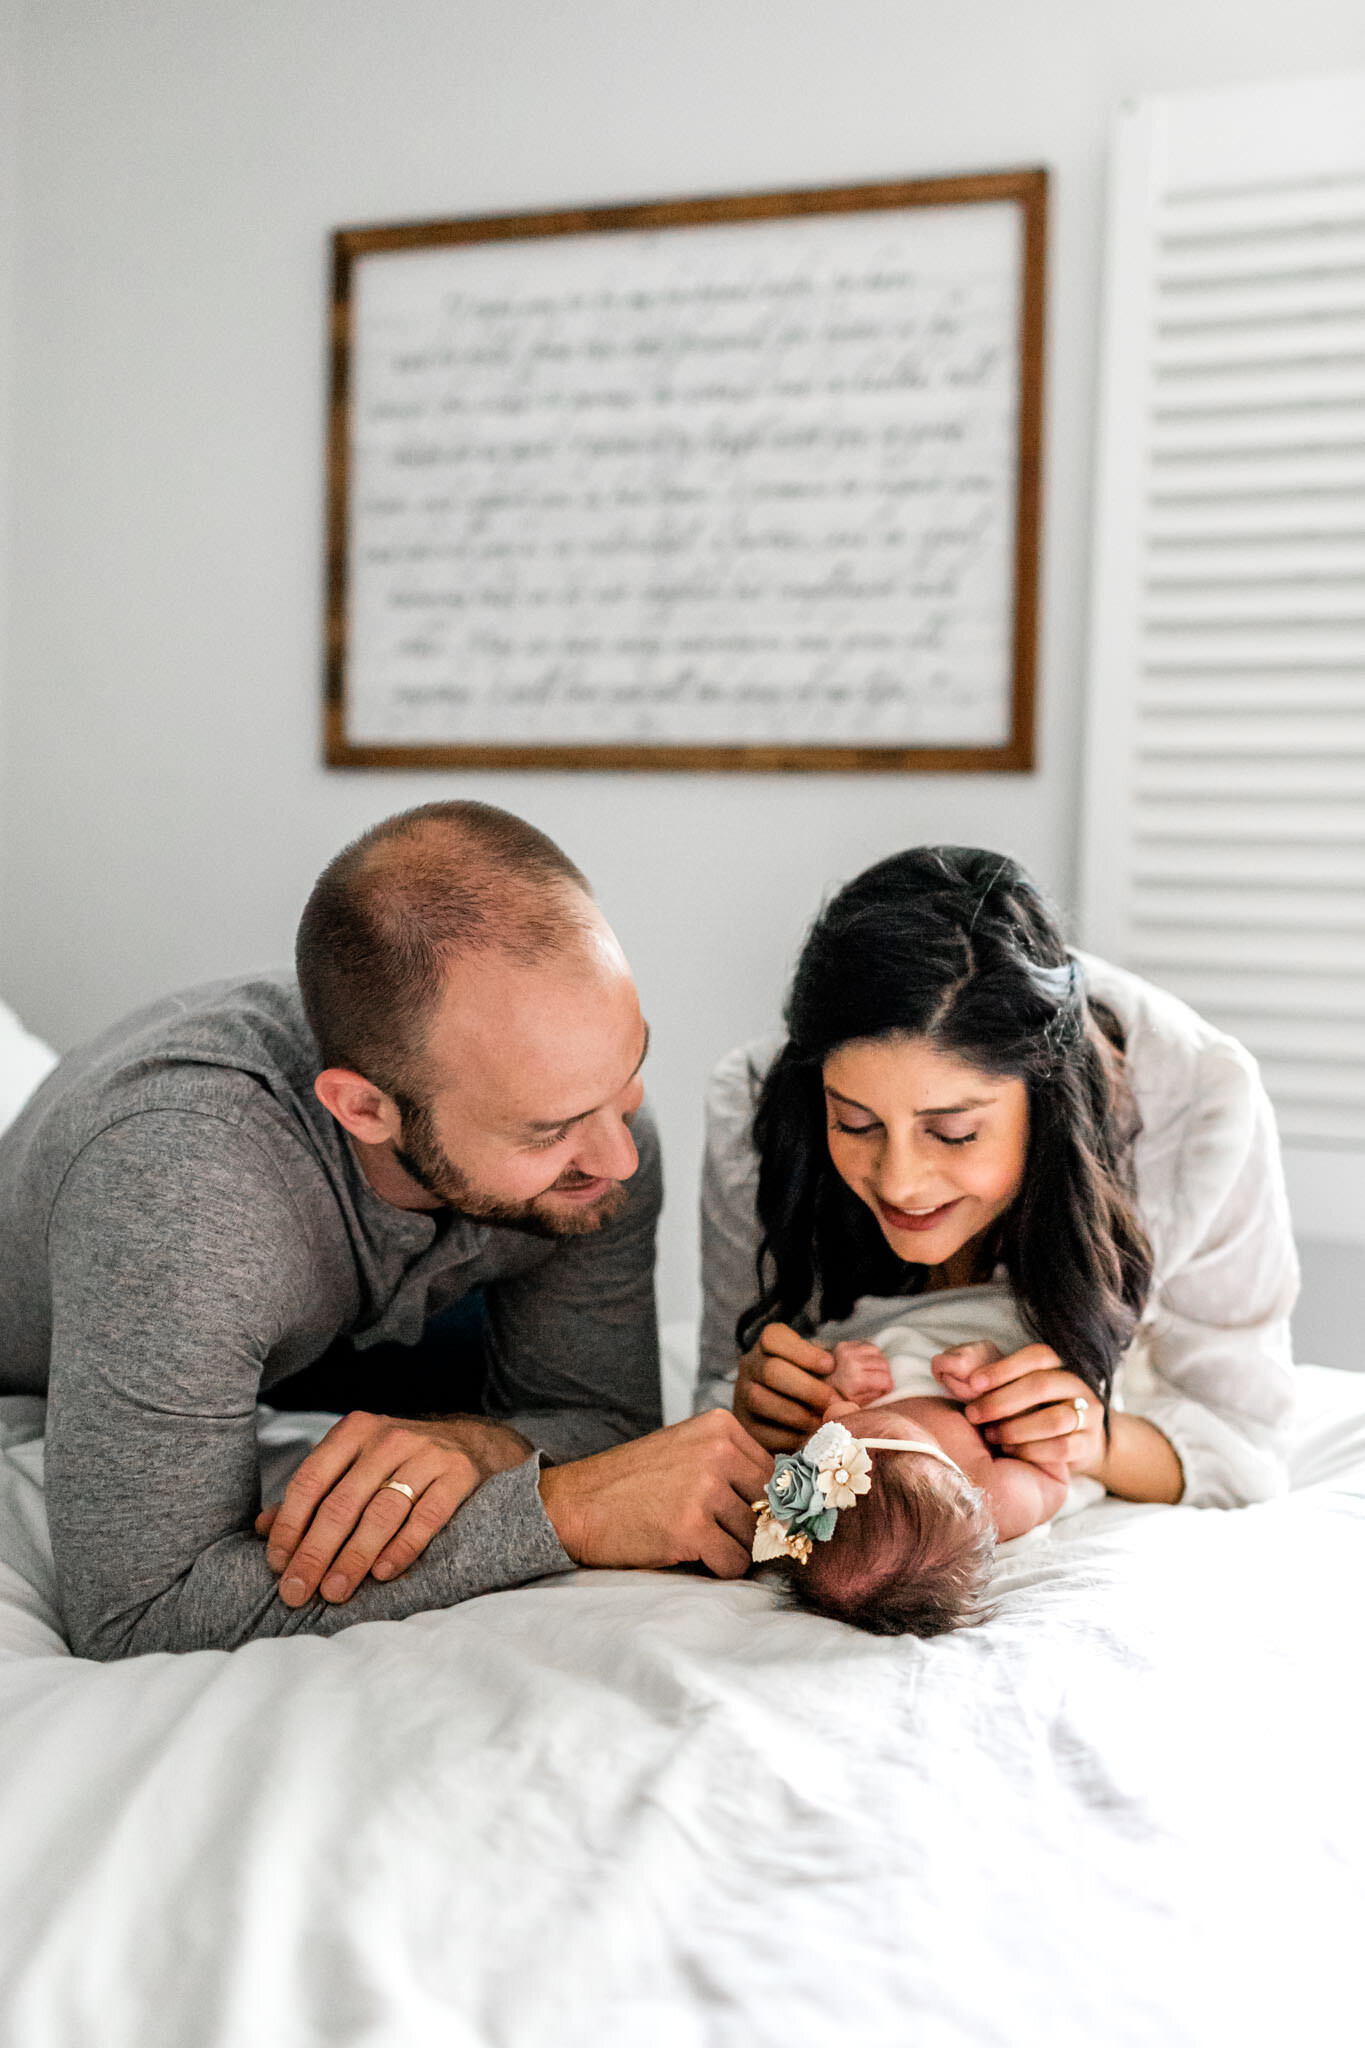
[1098,1413,1185,1504]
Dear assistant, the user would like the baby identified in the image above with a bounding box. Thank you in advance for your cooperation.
[754,1308,1086,1636]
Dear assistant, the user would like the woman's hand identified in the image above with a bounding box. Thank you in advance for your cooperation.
[932,1340,1105,1480]
[733,1323,837,1453]
[255,1410,533,1606]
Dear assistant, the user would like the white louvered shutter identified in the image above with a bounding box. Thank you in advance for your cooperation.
[1081,71,1365,1247]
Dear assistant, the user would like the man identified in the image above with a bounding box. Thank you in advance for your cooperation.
[0,802,770,1658]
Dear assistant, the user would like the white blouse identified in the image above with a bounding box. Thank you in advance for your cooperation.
[695,953,1301,1509]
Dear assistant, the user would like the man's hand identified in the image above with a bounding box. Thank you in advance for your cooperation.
[538,1409,774,1579]
[255,1411,533,1606]
[733,1323,837,1453]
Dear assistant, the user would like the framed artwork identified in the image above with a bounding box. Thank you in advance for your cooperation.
[324,167,1047,771]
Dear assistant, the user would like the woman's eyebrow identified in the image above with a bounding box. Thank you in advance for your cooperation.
[823,1084,992,1116]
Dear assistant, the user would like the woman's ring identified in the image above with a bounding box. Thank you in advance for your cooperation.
[1072,1396,1089,1432]
[379,1479,417,1504]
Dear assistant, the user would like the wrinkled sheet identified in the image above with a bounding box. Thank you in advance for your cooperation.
[1,1369,1364,2048]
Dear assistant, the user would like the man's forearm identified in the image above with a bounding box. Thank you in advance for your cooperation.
[57,1454,573,1660]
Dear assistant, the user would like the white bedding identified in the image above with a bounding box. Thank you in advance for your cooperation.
[2,1370,1364,2047]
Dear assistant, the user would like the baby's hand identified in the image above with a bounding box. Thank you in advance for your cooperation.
[931,1341,1003,1402]
[829,1340,895,1405]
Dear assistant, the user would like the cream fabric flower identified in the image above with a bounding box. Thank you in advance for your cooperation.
[752,1509,796,1562]
[806,1424,874,1511]
[815,1457,872,1511]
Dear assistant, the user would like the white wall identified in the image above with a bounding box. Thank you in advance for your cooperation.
[1,0,1363,1345]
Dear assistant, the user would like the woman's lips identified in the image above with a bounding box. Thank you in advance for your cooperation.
[877,1196,962,1233]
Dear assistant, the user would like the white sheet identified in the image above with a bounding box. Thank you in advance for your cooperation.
[0,998,57,1140]
[2,1370,1364,2047]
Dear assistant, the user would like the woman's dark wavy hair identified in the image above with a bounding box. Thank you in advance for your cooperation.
[738,847,1152,1410]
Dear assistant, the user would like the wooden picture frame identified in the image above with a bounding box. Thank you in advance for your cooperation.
[324,168,1047,772]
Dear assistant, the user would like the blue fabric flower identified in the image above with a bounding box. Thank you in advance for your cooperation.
[766,1454,820,1523]
[765,1457,841,1543]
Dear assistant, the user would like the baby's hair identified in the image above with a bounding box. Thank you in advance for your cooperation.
[775,1455,996,1637]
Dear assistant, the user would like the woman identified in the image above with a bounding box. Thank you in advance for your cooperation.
[697,846,1298,1510]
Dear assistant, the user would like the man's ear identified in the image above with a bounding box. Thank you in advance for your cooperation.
[314,1068,402,1146]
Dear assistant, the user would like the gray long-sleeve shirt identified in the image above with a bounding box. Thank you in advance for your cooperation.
[0,975,662,1659]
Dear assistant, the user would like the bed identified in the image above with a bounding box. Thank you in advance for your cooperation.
[1,1003,1362,2047]
[2,1354,1364,2046]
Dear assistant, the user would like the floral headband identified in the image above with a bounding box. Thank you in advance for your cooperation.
[752,1420,964,1565]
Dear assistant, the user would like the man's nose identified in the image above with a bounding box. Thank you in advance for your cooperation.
[576,1108,639,1183]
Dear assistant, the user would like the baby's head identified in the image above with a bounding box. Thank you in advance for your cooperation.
[756,1419,995,1638]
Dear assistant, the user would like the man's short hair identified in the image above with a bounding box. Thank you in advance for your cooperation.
[295,801,590,1096]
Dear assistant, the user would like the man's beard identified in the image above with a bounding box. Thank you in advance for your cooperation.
[392,1097,628,1240]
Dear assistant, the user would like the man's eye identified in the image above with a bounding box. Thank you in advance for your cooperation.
[529,1128,570,1151]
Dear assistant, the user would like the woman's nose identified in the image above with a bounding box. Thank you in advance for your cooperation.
[874,1133,944,1208]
